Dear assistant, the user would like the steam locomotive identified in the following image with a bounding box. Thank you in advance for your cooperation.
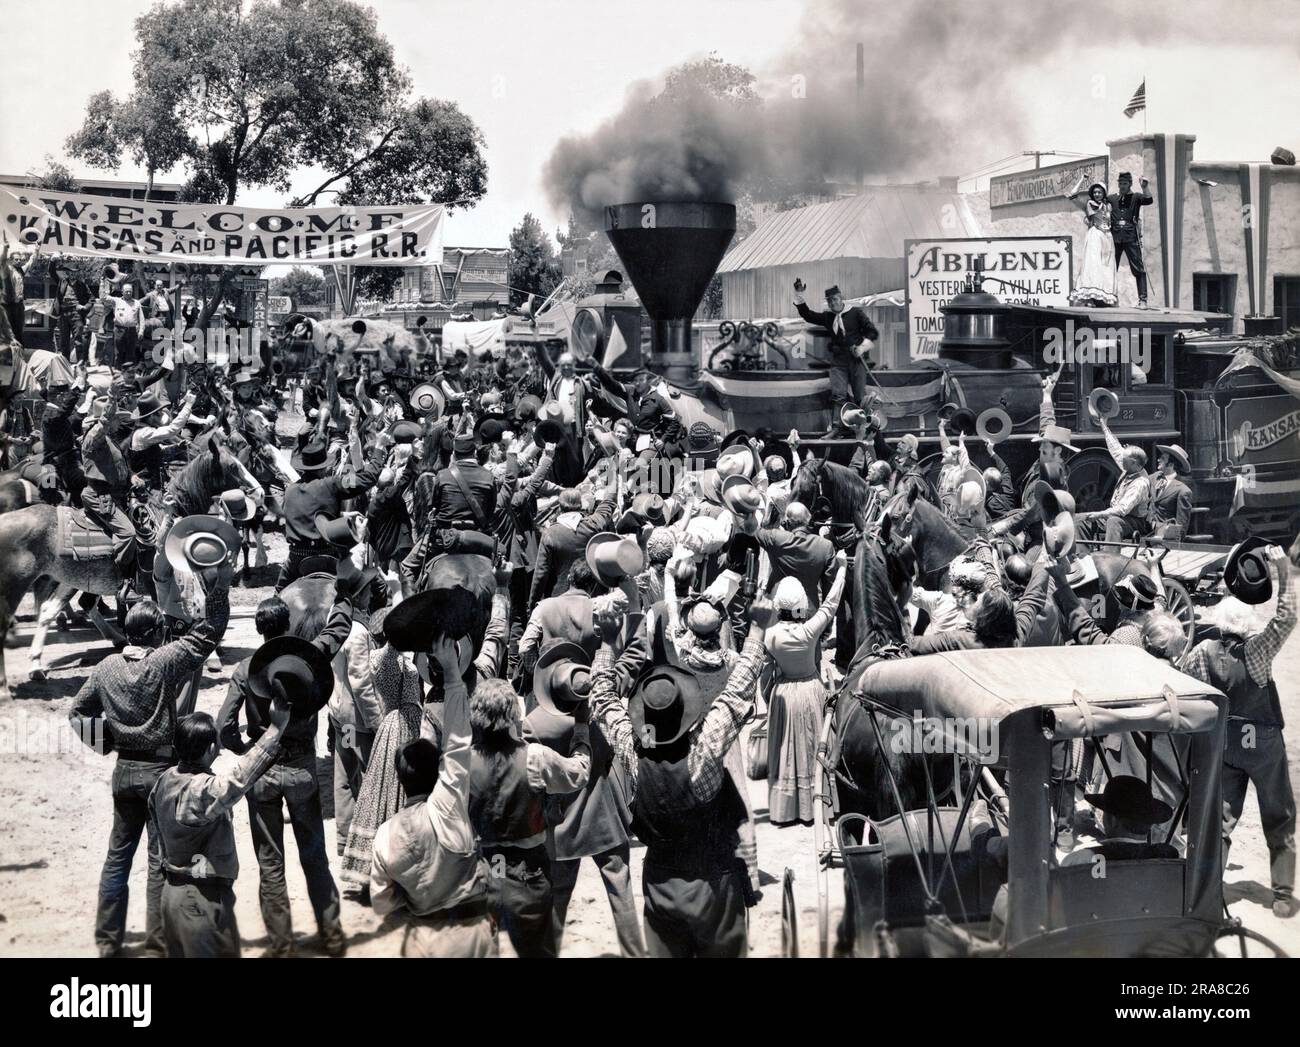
[570,200,1298,543]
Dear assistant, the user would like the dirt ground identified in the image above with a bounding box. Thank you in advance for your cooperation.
[1,532,1297,958]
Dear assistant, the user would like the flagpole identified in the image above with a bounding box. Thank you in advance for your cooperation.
[1143,72,1147,135]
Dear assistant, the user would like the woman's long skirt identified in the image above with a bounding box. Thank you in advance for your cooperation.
[767,676,825,826]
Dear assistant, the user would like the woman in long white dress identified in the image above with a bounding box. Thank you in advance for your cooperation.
[1068,182,1118,307]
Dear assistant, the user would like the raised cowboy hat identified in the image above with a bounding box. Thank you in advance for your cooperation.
[590,426,620,459]
[384,585,481,652]
[231,368,260,386]
[1084,775,1173,827]
[716,431,758,480]
[947,406,978,436]
[721,474,763,516]
[1223,535,1273,605]
[515,393,542,424]
[131,392,166,423]
[291,437,329,474]
[248,635,334,716]
[534,417,568,448]
[410,383,445,418]
[696,468,725,507]
[314,513,360,548]
[1113,573,1160,611]
[585,531,645,587]
[1155,443,1192,475]
[219,489,257,522]
[1087,386,1120,423]
[390,419,421,445]
[617,492,667,534]
[477,418,508,445]
[534,640,594,718]
[164,514,241,576]
[628,662,709,749]
[1033,423,1081,453]
[1034,482,1077,558]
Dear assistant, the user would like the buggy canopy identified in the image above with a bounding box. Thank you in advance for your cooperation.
[856,646,1222,759]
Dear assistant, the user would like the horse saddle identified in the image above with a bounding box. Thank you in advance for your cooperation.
[56,505,118,561]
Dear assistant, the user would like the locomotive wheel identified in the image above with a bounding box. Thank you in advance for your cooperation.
[1163,578,1197,645]
[1066,449,1120,513]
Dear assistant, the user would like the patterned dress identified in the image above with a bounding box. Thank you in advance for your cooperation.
[339,644,424,888]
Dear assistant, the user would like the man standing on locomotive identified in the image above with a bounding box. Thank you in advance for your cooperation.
[1109,172,1154,309]
[792,279,879,422]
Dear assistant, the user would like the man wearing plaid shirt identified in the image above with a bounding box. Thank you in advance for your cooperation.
[1182,546,1296,918]
[589,601,773,957]
[1077,416,1153,544]
[69,571,230,957]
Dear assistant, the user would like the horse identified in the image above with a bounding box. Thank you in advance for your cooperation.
[280,551,497,671]
[790,456,881,667]
[882,484,1167,633]
[0,504,131,700]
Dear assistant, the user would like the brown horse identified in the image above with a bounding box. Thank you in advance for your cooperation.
[0,504,127,700]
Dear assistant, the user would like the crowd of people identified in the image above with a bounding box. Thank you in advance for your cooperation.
[0,251,1295,959]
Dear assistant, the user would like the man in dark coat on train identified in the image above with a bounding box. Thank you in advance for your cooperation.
[792,279,879,420]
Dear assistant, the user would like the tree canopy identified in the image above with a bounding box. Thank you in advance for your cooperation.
[507,214,562,306]
[65,0,488,211]
[271,266,326,311]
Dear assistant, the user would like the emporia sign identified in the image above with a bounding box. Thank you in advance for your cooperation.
[904,236,1073,360]
[1,186,443,266]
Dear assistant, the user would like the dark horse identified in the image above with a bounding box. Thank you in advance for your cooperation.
[281,551,497,677]
[824,480,1168,825]
[791,457,880,668]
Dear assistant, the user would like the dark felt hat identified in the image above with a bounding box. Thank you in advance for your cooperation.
[384,586,481,652]
[533,641,594,718]
[1224,536,1273,605]
[628,663,709,749]
[1084,775,1173,826]
[248,635,334,716]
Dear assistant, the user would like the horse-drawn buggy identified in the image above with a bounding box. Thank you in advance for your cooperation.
[809,644,1287,958]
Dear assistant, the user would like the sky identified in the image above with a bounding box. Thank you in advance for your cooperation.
[1,0,1297,251]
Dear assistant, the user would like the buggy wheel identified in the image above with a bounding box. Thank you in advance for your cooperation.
[1163,578,1197,646]
[1213,921,1289,958]
[781,868,799,958]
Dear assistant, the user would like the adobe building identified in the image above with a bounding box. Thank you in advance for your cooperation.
[966,132,1300,330]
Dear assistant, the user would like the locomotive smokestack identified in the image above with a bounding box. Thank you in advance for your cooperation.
[604,201,736,385]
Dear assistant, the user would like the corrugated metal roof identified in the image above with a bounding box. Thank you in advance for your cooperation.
[718,189,984,273]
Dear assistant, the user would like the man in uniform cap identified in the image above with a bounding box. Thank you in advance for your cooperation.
[1107,172,1154,307]
[791,279,879,421]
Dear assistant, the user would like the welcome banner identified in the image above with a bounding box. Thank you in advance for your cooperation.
[1,186,444,266]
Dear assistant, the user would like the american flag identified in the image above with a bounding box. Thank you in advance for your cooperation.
[1123,80,1146,118]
